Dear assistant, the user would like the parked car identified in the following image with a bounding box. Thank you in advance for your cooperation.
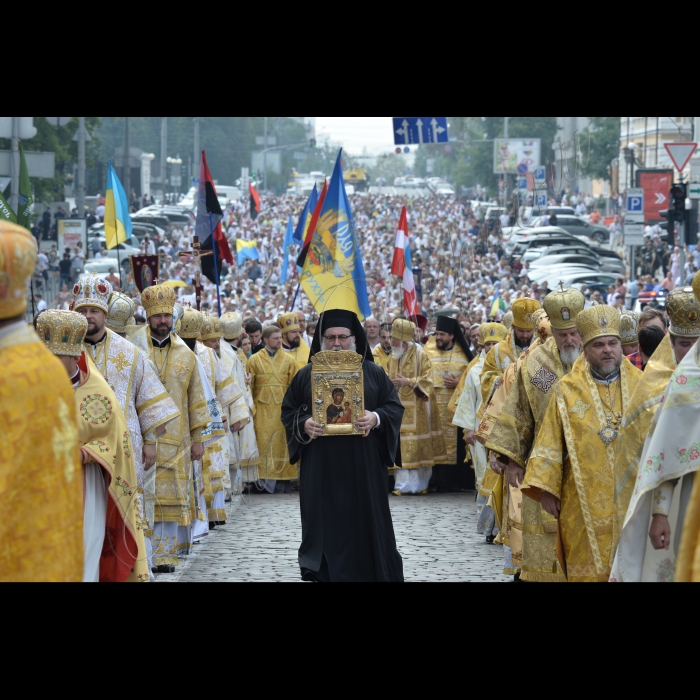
[507,230,586,259]
[81,259,124,284]
[522,244,626,276]
[549,216,609,244]
[633,291,668,314]
[530,254,602,271]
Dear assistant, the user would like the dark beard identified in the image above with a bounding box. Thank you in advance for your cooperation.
[182,338,197,351]
[150,323,171,339]
[287,337,301,349]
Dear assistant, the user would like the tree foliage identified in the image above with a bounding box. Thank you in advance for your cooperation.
[581,117,621,183]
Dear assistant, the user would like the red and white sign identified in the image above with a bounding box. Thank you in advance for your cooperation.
[391,207,418,316]
[665,142,698,172]
[637,170,673,224]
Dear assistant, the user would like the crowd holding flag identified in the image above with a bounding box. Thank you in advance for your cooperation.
[296,181,328,270]
[293,184,318,244]
[299,151,371,321]
[104,162,132,250]
[391,206,418,317]
[236,240,259,266]
[280,216,295,285]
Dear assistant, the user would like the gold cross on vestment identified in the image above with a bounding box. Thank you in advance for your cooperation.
[108,352,132,373]
[570,399,591,420]
[178,236,213,311]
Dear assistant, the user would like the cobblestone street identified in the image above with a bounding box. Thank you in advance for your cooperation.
[157,492,510,583]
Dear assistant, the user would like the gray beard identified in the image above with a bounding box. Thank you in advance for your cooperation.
[560,347,582,366]
[392,346,406,360]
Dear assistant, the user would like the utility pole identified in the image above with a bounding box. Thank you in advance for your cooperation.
[124,117,131,205]
[263,116,268,191]
[503,116,509,212]
[77,117,87,217]
[160,117,168,204]
[194,117,200,179]
[10,117,20,214]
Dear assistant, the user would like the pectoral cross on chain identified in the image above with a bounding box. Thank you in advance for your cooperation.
[178,236,213,311]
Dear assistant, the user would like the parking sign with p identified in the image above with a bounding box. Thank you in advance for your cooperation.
[627,188,645,216]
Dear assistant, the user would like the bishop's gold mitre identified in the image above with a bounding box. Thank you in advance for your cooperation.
[200,312,222,341]
[142,284,177,319]
[667,287,700,338]
[478,322,508,346]
[0,221,37,321]
[107,292,135,334]
[511,298,542,330]
[620,311,640,346]
[277,312,301,334]
[392,318,416,343]
[576,305,621,346]
[543,286,585,330]
[179,307,204,339]
[219,312,243,341]
[36,310,88,357]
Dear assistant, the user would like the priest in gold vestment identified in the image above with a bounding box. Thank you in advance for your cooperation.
[612,284,700,582]
[139,285,210,572]
[0,223,83,582]
[452,322,507,542]
[388,319,447,495]
[522,306,642,582]
[372,323,392,371]
[486,288,585,582]
[278,312,310,371]
[248,324,298,493]
[38,310,151,583]
[424,316,474,491]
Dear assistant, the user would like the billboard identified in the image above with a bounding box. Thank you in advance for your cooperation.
[57,219,87,254]
[494,139,541,175]
[636,169,674,224]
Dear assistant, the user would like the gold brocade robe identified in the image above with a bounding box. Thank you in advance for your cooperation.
[76,354,150,583]
[0,325,83,583]
[522,357,642,582]
[286,337,310,372]
[388,344,447,469]
[479,331,523,411]
[486,336,569,582]
[447,354,481,417]
[149,335,210,528]
[424,337,471,463]
[248,348,298,481]
[373,346,391,372]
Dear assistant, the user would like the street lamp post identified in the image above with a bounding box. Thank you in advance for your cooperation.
[77,117,87,217]
[263,116,268,191]
[160,117,168,204]
[124,117,131,203]
[194,117,200,179]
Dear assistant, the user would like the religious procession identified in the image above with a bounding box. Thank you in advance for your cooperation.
[3,115,700,584]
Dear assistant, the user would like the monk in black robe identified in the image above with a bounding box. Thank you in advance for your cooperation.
[281,309,405,583]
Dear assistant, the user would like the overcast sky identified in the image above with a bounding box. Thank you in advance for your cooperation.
[315,117,396,155]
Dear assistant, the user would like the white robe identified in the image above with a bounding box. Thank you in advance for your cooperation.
[83,464,108,583]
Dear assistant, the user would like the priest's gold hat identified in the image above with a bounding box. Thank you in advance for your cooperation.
[200,312,222,341]
[620,311,640,346]
[478,322,507,346]
[0,222,37,321]
[277,312,300,334]
[219,312,243,341]
[142,284,177,319]
[73,274,112,314]
[502,311,513,329]
[693,271,700,304]
[667,287,700,338]
[576,305,621,346]
[534,312,553,342]
[392,318,416,343]
[106,292,135,334]
[543,287,585,330]
[36,310,88,357]
[179,307,204,339]
[511,298,542,330]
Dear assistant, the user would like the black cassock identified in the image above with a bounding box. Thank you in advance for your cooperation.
[281,361,405,583]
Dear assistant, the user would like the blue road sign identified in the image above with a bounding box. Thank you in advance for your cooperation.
[517,178,528,190]
[517,163,529,175]
[394,117,449,145]
[535,194,547,208]
[534,167,546,182]
[627,190,644,213]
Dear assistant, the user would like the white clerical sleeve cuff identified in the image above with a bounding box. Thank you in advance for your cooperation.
[652,482,675,517]
[373,412,381,429]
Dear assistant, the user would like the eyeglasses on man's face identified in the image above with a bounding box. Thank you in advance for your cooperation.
[323,335,354,342]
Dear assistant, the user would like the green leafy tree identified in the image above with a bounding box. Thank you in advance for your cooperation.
[582,117,621,183]
[369,153,410,184]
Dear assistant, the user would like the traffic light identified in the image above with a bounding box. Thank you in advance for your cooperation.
[659,208,674,243]
[671,184,687,222]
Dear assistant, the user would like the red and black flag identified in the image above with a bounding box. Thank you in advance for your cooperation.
[195,150,234,284]
[249,183,261,221]
[296,180,328,269]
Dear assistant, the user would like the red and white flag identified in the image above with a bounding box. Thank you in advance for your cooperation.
[391,206,418,317]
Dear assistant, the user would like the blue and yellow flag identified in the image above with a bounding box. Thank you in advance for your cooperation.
[301,151,371,320]
[236,239,259,266]
[104,162,132,250]
[280,216,295,284]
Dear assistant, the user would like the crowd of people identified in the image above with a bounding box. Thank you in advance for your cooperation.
[4,181,700,583]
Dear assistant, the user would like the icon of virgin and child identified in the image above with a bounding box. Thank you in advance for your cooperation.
[326,388,353,425]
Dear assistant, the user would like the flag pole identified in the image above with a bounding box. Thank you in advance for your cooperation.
[210,213,222,316]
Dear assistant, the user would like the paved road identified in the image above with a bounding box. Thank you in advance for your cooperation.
[157,492,510,583]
